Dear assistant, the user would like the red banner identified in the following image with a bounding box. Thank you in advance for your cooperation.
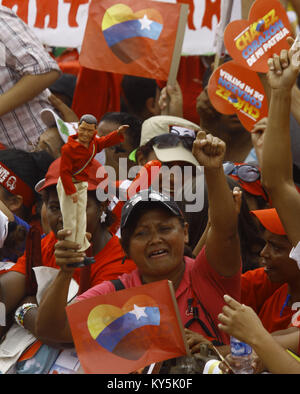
[66,280,187,374]
[79,0,182,80]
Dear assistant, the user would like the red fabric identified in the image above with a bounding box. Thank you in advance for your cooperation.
[67,280,187,374]
[72,67,122,120]
[25,226,41,295]
[72,57,205,124]
[79,0,181,81]
[176,56,205,124]
[242,268,293,333]
[77,246,241,345]
[2,232,136,288]
[54,49,79,63]
[0,161,35,208]
[72,57,205,125]
[55,49,80,75]
[29,217,43,236]
[18,340,42,362]
[58,60,80,76]
[60,131,123,195]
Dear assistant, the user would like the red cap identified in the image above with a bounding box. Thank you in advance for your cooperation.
[251,208,286,235]
[35,157,107,193]
[228,174,268,201]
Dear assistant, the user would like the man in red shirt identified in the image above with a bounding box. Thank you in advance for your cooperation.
[57,114,128,262]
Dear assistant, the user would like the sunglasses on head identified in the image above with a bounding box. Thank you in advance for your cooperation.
[223,162,261,183]
[149,133,195,151]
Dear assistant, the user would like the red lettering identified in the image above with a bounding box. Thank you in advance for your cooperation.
[64,0,89,27]
[177,0,196,30]
[201,0,221,30]
[34,0,58,29]
[2,0,29,24]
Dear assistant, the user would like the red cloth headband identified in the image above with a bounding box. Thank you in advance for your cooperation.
[0,162,35,208]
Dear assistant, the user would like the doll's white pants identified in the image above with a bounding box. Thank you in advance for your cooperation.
[56,177,90,252]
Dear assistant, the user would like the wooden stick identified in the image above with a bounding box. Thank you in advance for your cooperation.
[167,4,189,86]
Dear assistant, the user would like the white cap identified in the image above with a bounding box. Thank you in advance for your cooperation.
[40,108,78,143]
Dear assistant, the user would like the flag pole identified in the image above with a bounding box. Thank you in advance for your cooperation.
[163,3,188,116]
[214,0,234,70]
[167,3,189,86]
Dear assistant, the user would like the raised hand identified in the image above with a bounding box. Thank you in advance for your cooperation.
[159,80,183,117]
[192,130,226,168]
[250,117,268,164]
[117,124,130,136]
[267,37,300,90]
[218,295,266,345]
[48,93,79,122]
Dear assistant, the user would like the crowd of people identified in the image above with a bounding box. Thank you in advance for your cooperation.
[0,2,300,375]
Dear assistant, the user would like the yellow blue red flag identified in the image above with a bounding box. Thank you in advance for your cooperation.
[66,279,188,374]
[79,0,182,80]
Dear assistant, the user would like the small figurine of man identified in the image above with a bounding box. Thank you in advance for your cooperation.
[57,114,128,266]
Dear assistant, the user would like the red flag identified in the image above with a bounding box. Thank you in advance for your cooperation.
[79,0,182,80]
[66,280,188,374]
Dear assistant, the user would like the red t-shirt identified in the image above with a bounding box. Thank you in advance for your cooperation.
[77,246,241,345]
[60,131,123,195]
[242,268,293,333]
[1,232,136,288]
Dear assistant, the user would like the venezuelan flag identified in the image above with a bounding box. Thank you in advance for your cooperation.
[102,4,163,63]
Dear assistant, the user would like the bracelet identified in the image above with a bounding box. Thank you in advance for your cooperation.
[14,303,38,328]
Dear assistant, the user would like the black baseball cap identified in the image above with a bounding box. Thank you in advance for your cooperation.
[120,189,184,235]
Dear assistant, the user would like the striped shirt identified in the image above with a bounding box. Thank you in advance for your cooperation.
[0,6,61,151]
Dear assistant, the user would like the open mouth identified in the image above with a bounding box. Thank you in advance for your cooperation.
[148,249,168,259]
[264,266,273,272]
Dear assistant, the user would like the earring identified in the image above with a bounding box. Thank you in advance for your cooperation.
[100,211,107,223]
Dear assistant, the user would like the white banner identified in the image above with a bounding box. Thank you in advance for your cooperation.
[0,0,241,55]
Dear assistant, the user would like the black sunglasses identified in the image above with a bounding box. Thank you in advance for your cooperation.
[149,133,195,151]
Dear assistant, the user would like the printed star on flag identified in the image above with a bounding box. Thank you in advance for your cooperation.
[139,14,152,30]
[129,304,148,320]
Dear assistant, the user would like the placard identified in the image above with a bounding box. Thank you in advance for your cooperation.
[224,0,292,73]
[208,60,268,131]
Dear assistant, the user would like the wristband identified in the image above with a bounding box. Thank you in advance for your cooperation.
[14,303,38,328]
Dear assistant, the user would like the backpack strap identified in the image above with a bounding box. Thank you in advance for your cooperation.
[110,279,125,291]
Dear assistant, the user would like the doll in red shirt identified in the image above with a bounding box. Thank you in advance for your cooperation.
[57,114,128,266]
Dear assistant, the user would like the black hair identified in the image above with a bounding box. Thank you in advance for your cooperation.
[202,55,232,89]
[0,149,54,192]
[100,112,142,150]
[88,190,116,229]
[0,222,27,262]
[49,73,77,107]
[121,75,158,116]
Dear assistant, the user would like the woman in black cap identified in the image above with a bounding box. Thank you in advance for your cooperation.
[35,131,241,349]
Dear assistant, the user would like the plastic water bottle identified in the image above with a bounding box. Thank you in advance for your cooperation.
[230,336,254,374]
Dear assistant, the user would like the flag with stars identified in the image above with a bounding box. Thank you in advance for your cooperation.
[66,280,188,374]
[79,0,182,80]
